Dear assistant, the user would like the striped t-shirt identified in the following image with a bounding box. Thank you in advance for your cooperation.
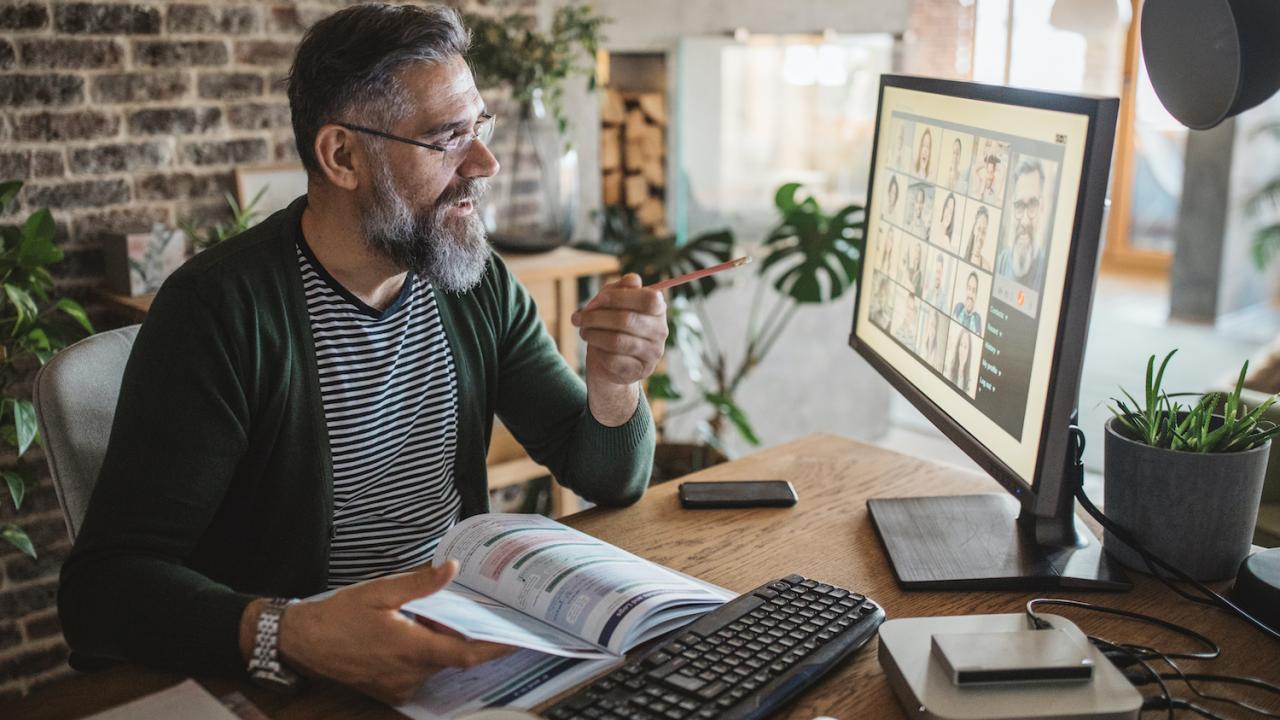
[297,242,462,588]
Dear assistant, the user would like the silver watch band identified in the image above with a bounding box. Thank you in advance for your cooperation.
[248,597,299,691]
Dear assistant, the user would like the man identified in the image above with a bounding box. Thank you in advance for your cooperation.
[952,271,983,335]
[58,4,664,706]
[995,158,1047,292]
[976,154,1001,205]
[926,253,949,309]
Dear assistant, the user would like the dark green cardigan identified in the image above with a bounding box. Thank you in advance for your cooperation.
[58,197,653,677]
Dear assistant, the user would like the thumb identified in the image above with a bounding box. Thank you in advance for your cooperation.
[362,559,459,609]
[615,273,643,289]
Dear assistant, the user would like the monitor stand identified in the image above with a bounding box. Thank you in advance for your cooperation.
[867,493,1131,591]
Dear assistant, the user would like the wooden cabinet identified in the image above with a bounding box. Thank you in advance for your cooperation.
[97,246,621,518]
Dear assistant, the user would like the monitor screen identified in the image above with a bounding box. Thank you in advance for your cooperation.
[852,79,1094,490]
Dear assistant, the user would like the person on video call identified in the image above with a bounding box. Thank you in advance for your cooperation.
[925,254,949,309]
[57,3,663,706]
[962,206,991,271]
[884,175,900,221]
[948,331,974,394]
[920,310,945,369]
[995,158,1048,292]
[933,192,957,249]
[909,187,928,236]
[894,293,920,349]
[945,137,967,191]
[871,276,893,329]
[914,128,933,178]
[952,271,983,335]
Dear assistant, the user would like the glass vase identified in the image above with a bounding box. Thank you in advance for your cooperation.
[482,88,579,253]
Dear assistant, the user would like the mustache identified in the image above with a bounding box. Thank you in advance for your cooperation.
[437,178,488,208]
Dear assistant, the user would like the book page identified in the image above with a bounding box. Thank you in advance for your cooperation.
[401,583,611,659]
[433,514,726,654]
[396,649,619,720]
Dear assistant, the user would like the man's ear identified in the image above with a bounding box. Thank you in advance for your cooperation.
[313,125,362,191]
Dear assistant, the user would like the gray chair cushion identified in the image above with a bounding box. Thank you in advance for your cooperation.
[33,325,139,543]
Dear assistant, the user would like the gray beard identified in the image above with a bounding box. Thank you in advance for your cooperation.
[361,160,491,293]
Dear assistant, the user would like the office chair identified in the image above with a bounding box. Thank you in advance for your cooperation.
[32,324,139,543]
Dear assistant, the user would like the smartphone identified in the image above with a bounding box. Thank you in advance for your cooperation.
[678,480,798,509]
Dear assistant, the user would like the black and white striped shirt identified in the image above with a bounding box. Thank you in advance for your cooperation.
[297,243,462,588]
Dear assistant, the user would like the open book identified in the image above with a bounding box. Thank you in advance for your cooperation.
[401,513,732,661]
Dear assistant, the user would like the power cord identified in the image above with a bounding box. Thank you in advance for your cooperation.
[1067,425,1280,642]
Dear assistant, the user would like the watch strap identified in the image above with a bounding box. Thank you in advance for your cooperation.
[248,597,299,691]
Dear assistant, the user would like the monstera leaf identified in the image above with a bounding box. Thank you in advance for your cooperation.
[760,183,865,304]
[620,228,735,300]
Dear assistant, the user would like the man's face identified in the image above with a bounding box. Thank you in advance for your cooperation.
[964,274,976,312]
[1011,169,1043,277]
[919,133,931,170]
[983,160,997,192]
[913,190,924,218]
[357,56,500,292]
[933,257,944,286]
[973,213,988,249]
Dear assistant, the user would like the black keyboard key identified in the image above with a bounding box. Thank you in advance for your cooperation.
[644,652,672,668]
[663,673,705,694]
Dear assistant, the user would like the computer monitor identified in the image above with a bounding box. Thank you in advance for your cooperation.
[850,75,1129,590]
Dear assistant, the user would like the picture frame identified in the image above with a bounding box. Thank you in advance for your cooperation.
[233,162,308,220]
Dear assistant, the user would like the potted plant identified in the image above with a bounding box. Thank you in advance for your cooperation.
[592,183,863,479]
[465,2,607,252]
[0,180,95,557]
[1105,350,1278,579]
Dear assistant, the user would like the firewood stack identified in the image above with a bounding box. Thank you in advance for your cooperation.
[600,89,668,235]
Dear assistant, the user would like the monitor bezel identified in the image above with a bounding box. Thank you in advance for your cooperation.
[849,74,1118,522]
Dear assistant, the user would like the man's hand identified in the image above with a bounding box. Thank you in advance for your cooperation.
[249,561,512,705]
[571,273,668,426]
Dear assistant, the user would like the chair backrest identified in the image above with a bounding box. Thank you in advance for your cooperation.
[33,325,139,543]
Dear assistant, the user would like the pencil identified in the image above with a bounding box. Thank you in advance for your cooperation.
[646,256,753,291]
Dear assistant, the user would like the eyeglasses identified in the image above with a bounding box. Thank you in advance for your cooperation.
[1013,196,1040,220]
[336,113,496,154]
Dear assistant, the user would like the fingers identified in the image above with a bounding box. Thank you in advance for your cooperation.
[577,275,666,317]
[401,623,516,669]
[574,308,667,341]
[362,560,459,609]
[580,329,663,364]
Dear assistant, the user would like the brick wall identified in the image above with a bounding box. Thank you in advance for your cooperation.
[902,0,976,80]
[0,0,506,698]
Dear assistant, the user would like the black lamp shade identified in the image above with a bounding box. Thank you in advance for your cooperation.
[1141,0,1280,130]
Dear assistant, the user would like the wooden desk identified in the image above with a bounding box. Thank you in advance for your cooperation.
[8,434,1278,718]
[96,246,621,519]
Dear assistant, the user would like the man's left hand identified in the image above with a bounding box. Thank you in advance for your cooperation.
[571,273,667,425]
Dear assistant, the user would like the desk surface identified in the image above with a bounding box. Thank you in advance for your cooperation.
[8,433,1278,718]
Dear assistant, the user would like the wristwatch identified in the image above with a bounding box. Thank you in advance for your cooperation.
[247,597,300,692]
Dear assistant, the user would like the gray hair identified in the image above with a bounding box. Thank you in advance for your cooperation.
[287,3,471,176]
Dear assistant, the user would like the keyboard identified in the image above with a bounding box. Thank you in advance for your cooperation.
[544,575,885,720]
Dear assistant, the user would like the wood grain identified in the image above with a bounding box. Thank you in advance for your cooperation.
[8,433,1277,719]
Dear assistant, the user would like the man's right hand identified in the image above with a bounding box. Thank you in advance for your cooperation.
[264,560,512,705]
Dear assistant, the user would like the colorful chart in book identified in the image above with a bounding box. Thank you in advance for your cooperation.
[857,85,1090,485]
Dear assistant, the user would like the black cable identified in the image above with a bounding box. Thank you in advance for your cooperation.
[1026,598,1219,660]
[1143,697,1233,720]
[1129,659,1280,719]
[1099,638,1173,720]
[1067,426,1280,643]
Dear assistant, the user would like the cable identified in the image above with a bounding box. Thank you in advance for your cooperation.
[1067,426,1280,642]
[1025,598,1219,660]
[1143,697,1232,720]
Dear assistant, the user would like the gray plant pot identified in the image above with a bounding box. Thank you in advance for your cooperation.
[1103,416,1270,581]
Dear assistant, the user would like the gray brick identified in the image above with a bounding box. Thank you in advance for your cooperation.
[168,4,258,34]
[0,622,20,651]
[70,142,171,174]
[197,72,263,100]
[136,171,232,201]
[0,580,55,617]
[226,102,290,130]
[0,152,32,180]
[265,5,303,34]
[54,3,160,34]
[133,40,227,68]
[19,39,122,69]
[71,205,172,243]
[0,74,84,107]
[0,40,13,70]
[92,72,188,103]
[14,110,119,142]
[0,3,49,30]
[24,611,62,641]
[33,150,63,178]
[24,179,129,209]
[181,138,268,166]
[234,40,295,67]
[274,138,299,162]
[3,541,69,583]
[127,106,221,136]
[0,643,69,680]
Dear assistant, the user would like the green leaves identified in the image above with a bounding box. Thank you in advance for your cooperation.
[1109,350,1280,453]
[762,183,864,304]
[704,391,760,446]
[182,187,266,252]
[0,179,97,561]
[2,524,35,559]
